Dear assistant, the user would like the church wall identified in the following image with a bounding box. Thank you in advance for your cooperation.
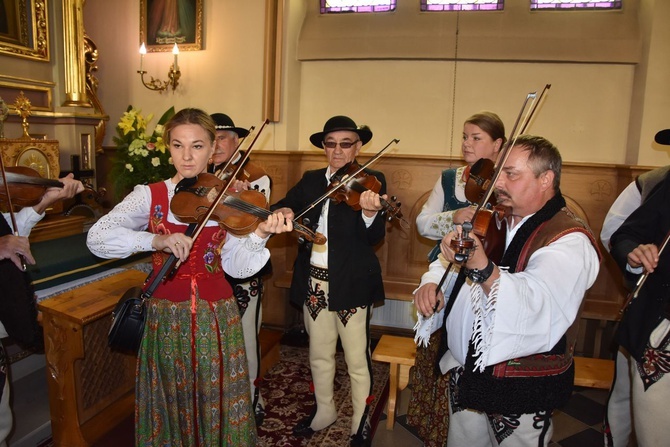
[81,0,670,168]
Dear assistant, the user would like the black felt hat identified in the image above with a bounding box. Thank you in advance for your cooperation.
[309,115,373,148]
[655,129,670,146]
[210,113,249,138]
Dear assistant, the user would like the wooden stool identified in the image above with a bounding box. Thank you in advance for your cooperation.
[573,356,615,389]
[371,335,416,430]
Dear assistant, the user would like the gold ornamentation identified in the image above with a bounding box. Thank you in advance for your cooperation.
[0,97,9,139]
[13,91,32,139]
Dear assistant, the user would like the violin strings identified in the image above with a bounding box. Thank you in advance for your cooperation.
[222,195,313,234]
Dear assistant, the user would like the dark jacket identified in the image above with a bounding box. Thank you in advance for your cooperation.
[271,166,386,311]
[611,171,670,361]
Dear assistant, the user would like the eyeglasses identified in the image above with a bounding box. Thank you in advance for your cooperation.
[323,140,360,149]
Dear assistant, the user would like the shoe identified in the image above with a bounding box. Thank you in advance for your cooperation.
[293,417,316,437]
[254,404,266,427]
[349,433,371,447]
[350,420,372,446]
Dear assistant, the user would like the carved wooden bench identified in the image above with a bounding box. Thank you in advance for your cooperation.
[371,334,615,430]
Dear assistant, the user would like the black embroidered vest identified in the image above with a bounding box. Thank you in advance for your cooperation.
[457,193,600,414]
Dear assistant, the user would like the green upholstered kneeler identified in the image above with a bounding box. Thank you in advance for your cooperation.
[28,232,147,290]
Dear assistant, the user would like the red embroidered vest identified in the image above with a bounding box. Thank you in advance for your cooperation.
[146,181,233,302]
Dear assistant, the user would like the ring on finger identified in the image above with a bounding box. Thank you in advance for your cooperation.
[175,241,181,246]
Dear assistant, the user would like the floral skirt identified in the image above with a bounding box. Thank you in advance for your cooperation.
[135,296,258,446]
[406,330,450,447]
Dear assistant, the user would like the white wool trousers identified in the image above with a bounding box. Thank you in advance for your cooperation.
[302,275,372,435]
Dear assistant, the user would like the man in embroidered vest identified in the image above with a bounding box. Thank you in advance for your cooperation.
[607,130,670,446]
[601,128,670,447]
[414,135,600,447]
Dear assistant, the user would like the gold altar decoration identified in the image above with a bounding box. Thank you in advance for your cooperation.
[13,91,33,140]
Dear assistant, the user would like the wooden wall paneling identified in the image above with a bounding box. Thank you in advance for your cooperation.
[96,149,653,347]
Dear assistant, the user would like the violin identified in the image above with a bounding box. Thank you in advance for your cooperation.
[452,157,509,263]
[171,173,326,244]
[327,161,404,223]
[0,166,64,209]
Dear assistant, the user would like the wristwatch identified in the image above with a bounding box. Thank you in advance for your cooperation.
[465,259,495,284]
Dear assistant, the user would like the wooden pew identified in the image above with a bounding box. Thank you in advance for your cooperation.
[38,269,145,446]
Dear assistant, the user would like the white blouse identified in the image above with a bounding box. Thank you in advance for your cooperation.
[87,180,271,279]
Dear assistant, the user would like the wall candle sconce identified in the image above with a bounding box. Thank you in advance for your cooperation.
[137,43,181,93]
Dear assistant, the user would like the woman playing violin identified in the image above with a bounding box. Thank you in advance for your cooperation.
[416,111,506,262]
[209,111,272,424]
[86,108,291,446]
[270,115,386,447]
[408,111,505,447]
[1,173,83,446]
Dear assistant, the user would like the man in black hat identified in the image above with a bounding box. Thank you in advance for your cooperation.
[602,128,670,447]
[209,112,271,425]
[271,115,387,446]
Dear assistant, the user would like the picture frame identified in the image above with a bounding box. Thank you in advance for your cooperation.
[0,0,50,61]
[139,0,203,52]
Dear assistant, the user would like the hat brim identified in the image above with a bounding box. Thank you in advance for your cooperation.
[655,129,670,146]
[309,127,373,148]
[215,126,249,138]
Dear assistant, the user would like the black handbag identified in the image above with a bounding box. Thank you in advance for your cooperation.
[108,286,147,354]
[108,225,197,354]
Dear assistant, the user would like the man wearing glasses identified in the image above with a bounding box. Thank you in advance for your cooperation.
[271,116,387,446]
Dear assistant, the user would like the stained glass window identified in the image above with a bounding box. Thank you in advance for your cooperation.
[321,0,396,13]
[420,1,504,12]
[530,0,622,9]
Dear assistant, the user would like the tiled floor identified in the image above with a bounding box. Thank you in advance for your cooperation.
[372,384,621,447]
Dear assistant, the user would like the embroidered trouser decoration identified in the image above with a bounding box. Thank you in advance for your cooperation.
[306,266,328,321]
[233,277,262,317]
[636,327,670,391]
[337,307,365,327]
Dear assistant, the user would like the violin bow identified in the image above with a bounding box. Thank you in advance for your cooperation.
[620,228,670,314]
[294,138,400,220]
[0,151,27,270]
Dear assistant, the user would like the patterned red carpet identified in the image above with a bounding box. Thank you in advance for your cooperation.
[36,342,389,447]
[258,344,389,447]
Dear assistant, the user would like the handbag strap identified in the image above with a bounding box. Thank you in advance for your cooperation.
[142,223,197,299]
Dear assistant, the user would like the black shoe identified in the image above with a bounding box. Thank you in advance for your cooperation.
[254,404,266,427]
[293,417,316,437]
[349,433,372,447]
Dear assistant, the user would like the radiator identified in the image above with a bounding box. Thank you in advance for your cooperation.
[371,299,417,329]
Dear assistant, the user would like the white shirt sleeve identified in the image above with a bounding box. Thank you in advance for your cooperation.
[3,207,45,237]
[446,232,600,369]
[86,184,156,259]
[87,181,272,278]
[221,231,271,278]
[600,181,641,251]
[416,177,451,240]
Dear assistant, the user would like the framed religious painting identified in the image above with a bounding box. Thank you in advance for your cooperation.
[139,0,203,52]
[0,0,50,61]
